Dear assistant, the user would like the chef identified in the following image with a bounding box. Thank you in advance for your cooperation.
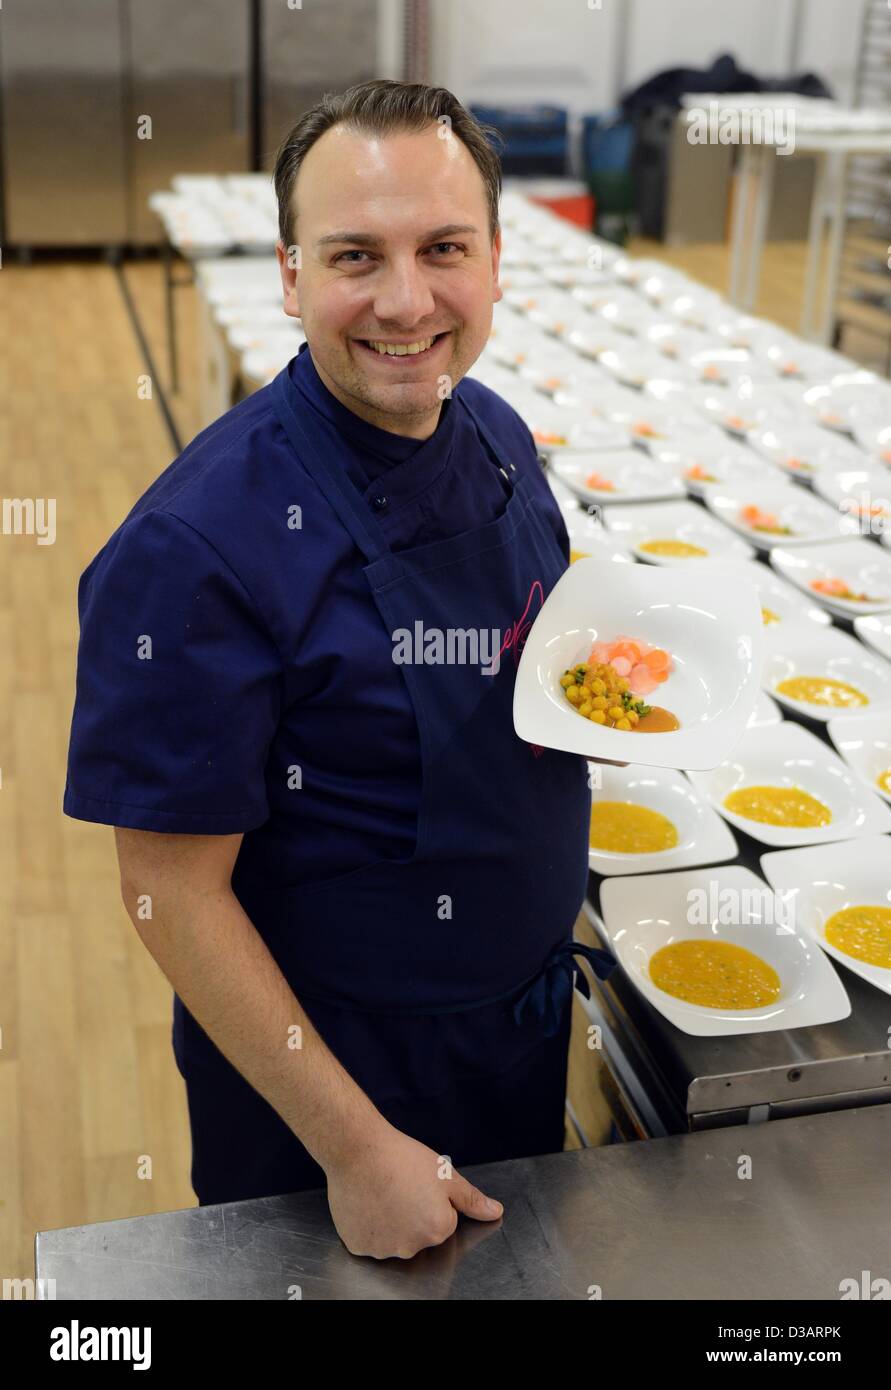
[63,78,614,1260]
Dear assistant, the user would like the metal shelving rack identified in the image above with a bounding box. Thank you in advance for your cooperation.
[836,0,891,369]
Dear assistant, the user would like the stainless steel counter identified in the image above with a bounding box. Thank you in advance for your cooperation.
[35,1103,891,1300]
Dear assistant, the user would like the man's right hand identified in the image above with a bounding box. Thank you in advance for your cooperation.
[325,1122,504,1260]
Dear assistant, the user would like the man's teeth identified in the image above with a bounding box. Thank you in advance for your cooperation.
[366,335,438,355]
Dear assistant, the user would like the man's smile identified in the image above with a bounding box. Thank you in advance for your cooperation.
[353,330,452,362]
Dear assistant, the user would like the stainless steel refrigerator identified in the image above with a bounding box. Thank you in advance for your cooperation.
[0,0,387,248]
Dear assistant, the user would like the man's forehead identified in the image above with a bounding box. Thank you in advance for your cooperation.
[297,123,486,232]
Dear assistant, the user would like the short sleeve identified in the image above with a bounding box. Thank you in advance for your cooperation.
[63,509,283,834]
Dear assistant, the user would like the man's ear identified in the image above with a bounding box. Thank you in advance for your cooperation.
[276,239,302,320]
[491,227,503,304]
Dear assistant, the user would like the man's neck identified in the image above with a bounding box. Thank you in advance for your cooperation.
[313,355,444,440]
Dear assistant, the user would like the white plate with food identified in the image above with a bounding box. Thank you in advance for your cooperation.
[643,320,711,363]
[685,721,891,848]
[586,761,738,876]
[811,464,891,535]
[770,538,891,617]
[715,563,831,631]
[803,373,888,433]
[603,399,715,449]
[551,450,685,506]
[827,712,891,806]
[597,345,692,390]
[602,499,757,565]
[563,508,635,565]
[513,557,763,770]
[523,403,631,455]
[598,866,850,1036]
[760,837,891,996]
[566,319,642,363]
[663,289,726,331]
[761,622,891,722]
[847,398,891,461]
[652,439,776,498]
[747,424,866,480]
[706,482,858,550]
[690,380,803,437]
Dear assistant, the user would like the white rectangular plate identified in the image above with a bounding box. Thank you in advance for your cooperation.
[760,837,891,997]
[685,720,891,847]
[513,556,763,770]
[599,865,850,1036]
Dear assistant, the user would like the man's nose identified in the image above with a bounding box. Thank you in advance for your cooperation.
[372,257,436,326]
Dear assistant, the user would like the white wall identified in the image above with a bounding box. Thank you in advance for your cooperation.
[430,0,868,113]
[430,0,623,114]
[794,0,867,104]
[624,0,797,88]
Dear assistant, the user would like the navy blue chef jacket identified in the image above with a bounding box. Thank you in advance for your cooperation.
[63,341,613,1205]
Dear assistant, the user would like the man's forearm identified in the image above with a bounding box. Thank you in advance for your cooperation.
[122,879,384,1172]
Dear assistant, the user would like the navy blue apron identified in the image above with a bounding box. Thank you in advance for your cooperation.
[173,363,615,1205]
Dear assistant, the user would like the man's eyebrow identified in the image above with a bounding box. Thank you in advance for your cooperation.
[316,223,480,248]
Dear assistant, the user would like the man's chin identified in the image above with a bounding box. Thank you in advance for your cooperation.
[358,378,448,417]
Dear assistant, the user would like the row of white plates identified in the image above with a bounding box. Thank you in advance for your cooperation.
[487,198,891,1035]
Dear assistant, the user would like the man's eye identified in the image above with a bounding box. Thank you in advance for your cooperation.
[333,250,369,264]
[429,242,462,255]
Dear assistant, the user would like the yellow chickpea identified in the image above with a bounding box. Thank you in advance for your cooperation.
[590,678,606,696]
[566,685,581,704]
[590,708,606,723]
[560,673,575,688]
[618,678,630,692]
[591,695,608,710]
[578,701,593,716]
[615,717,632,730]
[626,709,639,725]
[608,706,624,721]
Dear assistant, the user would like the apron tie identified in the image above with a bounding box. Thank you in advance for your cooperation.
[513,939,617,1038]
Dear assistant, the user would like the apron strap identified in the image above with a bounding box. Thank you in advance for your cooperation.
[512,939,617,1038]
[271,365,394,570]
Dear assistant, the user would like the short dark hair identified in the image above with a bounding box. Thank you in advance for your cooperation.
[272,78,504,253]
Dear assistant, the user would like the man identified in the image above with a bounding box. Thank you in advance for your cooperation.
[63,79,613,1260]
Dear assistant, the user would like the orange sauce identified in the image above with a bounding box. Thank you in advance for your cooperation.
[634,706,681,733]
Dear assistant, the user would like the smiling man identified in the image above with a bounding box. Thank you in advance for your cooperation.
[63,80,614,1261]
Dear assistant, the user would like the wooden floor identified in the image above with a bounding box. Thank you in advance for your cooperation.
[0,235,882,1283]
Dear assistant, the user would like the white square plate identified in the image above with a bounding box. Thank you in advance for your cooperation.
[747,424,867,479]
[854,612,891,663]
[812,464,891,535]
[523,403,631,455]
[685,721,891,847]
[513,556,763,770]
[771,538,891,617]
[603,399,715,448]
[599,866,850,1036]
[598,345,691,390]
[602,499,757,565]
[748,690,782,727]
[650,439,775,498]
[551,450,685,505]
[563,508,635,565]
[827,712,891,806]
[760,837,891,996]
[586,760,737,875]
[762,623,891,722]
[712,561,831,631]
[706,482,857,550]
